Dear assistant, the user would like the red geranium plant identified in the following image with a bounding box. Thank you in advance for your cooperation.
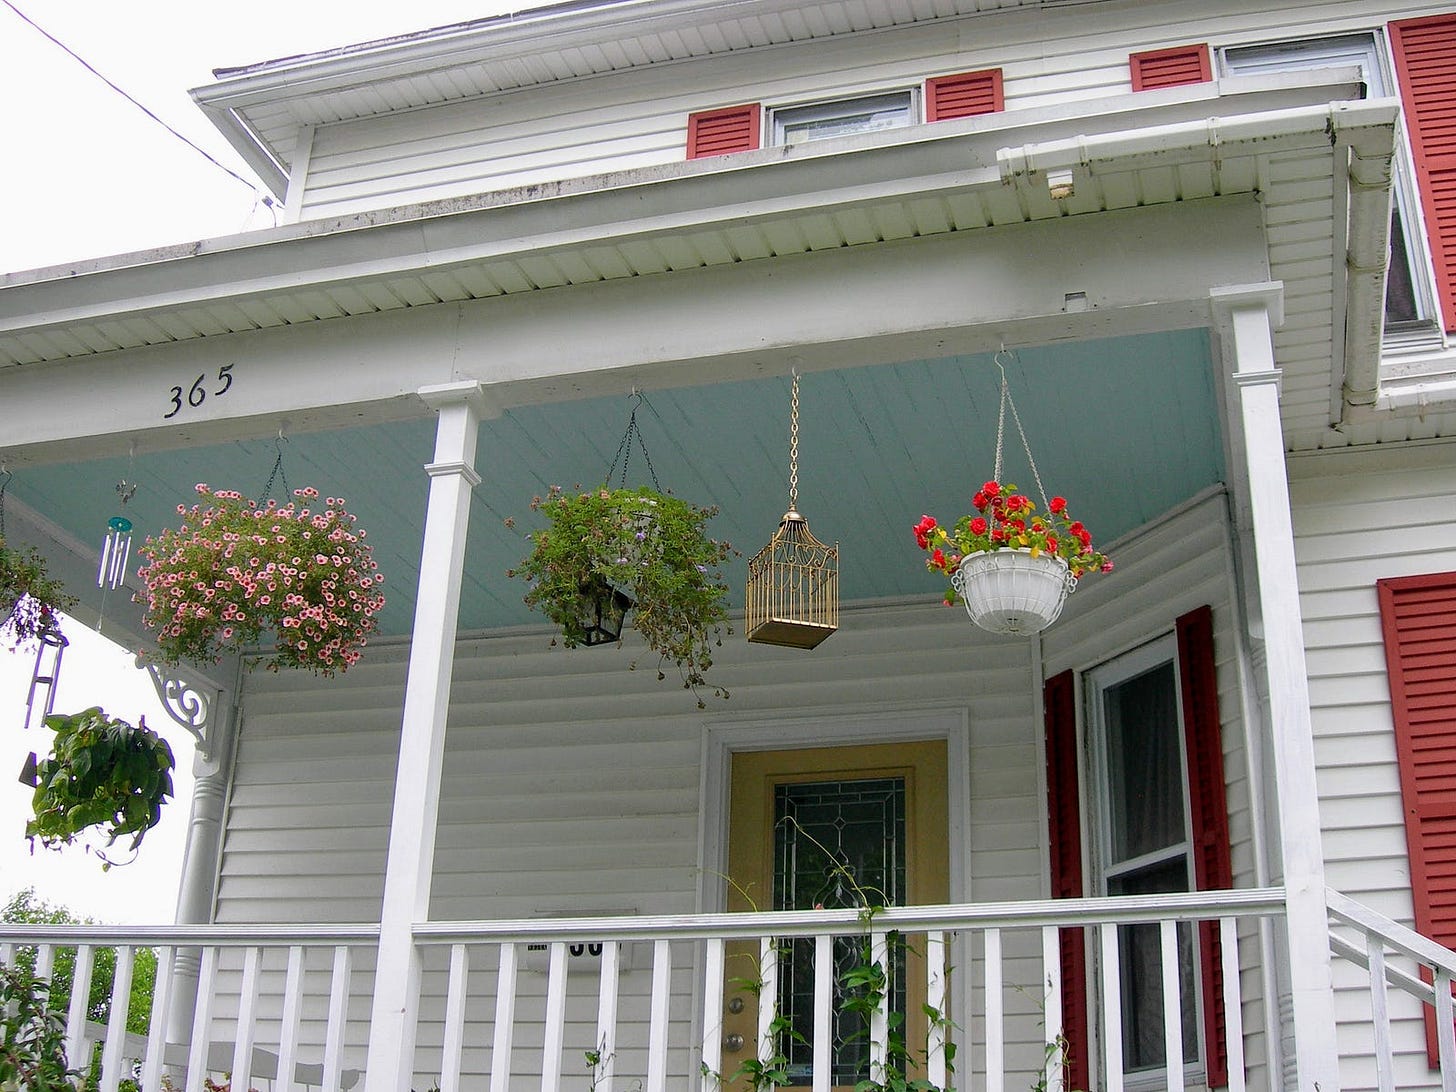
[136,484,385,675]
[913,480,1112,605]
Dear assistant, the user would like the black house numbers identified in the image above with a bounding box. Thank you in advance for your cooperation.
[164,364,235,419]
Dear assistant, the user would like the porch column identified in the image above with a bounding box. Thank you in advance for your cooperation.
[1213,285,1339,1092]
[365,381,487,1092]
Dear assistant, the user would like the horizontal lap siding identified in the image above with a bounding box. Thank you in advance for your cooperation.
[1291,446,1456,1092]
[219,594,1048,1084]
[296,0,1456,221]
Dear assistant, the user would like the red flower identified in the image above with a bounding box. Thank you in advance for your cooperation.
[931,548,946,570]
[973,492,988,511]
[1049,497,1067,514]
[982,481,1001,498]
[1004,495,1024,513]
[969,517,988,535]
[1069,521,1084,534]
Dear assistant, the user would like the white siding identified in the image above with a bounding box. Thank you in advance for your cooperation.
[1292,442,1456,1092]
[296,0,1456,221]
[214,491,1257,1086]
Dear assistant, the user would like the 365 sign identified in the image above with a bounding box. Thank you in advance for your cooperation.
[164,364,234,419]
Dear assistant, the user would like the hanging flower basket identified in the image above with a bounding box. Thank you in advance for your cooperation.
[915,480,1111,637]
[508,485,734,702]
[0,535,75,649]
[136,484,385,676]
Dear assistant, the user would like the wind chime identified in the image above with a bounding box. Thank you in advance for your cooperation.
[745,369,839,649]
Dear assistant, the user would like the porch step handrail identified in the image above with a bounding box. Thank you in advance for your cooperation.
[1328,888,1456,978]
[414,887,1289,944]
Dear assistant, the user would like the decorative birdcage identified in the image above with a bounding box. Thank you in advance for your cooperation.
[746,371,839,649]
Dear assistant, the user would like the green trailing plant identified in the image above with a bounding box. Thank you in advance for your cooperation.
[24,708,176,869]
[0,534,75,650]
[0,962,83,1091]
[707,824,957,1092]
[508,485,735,704]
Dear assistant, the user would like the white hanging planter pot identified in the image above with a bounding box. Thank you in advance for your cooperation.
[951,548,1077,637]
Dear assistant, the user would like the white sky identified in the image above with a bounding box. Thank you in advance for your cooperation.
[1,0,553,922]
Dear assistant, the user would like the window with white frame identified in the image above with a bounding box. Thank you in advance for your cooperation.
[770,91,916,146]
[1221,34,1438,332]
[1088,636,1202,1080]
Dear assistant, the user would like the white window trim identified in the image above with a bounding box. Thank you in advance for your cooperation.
[768,89,919,147]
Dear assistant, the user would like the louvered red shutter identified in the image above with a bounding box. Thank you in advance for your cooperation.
[925,69,1004,121]
[1130,44,1212,91]
[1044,669,1090,1092]
[1176,605,1233,1088]
[1390,16,1456,333]
[686,104,761,159]
[1378,570,1456,1064]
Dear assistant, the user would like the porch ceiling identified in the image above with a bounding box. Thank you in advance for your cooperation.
[5,329,1221,642]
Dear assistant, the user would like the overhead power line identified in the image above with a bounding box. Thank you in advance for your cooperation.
[3,0,260,194]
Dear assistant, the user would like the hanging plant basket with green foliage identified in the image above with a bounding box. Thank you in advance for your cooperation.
[136,484,386,676]
[0,535,75,650]
[24,707,175,869]
[508,485,735,702]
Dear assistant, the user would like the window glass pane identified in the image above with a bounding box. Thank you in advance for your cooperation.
[774,777,906,1084]
[1104,662,1184,863]
[1112,858,1200,1070]
[774,93,913,146]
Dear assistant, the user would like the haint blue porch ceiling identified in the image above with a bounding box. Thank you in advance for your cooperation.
[12,329,1222,638]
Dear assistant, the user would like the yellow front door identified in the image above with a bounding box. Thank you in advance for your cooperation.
[720,740,949,1090]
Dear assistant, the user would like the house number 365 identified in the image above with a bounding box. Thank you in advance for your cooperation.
[164,364,235,419]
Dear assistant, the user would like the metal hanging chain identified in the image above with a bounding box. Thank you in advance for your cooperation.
[606,391,662,491]
[787,369,801,513]
[261,432,291,502]
[0,467,10,539]
[992,349,1053,513]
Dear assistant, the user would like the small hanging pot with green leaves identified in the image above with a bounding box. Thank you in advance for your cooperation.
[23,707,176,869]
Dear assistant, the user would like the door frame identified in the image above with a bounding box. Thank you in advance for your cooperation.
[696,707,972,1081]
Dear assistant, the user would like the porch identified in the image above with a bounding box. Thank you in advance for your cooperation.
[3,889,1451,1091]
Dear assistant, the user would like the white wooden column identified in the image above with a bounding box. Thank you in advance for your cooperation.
[1212,285,1339,1092]
[365,381,488,1092]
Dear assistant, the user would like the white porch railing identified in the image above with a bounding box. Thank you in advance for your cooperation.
[2,892,1295,1092]
[1327,888,1456,1092]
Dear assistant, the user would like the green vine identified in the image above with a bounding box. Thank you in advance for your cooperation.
[24,707,176,870]
[0,963,83,1091]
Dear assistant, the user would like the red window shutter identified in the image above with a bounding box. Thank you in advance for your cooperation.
[1378,570,1456,1064]
[925,69,1005,121]
[1044,669,1090,1092]
[1176,605,1233,1088]
[1130,44,1212,91]
[1390,16,1456,333]
[686,104,761,159]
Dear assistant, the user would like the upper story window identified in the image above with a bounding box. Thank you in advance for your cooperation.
[1222,34,1441,333]
[771,91,916,146]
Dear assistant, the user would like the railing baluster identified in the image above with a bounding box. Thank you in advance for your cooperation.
[870,930,889,1079]
[321,944,352,1092]
[985,927,1004,1092]
[1159,921,1184,1092]
[1219,917,1246,1092]
[647,939,671,1092]
[35,942,55,981]
[541,942,568,1092]
[1364,931,1394,1092]
[1436,965,1456,1092]
[759,937,779,1070]
[1100,923,1125,1092]
[701,938,725,1090]
[812,933,832,1092]
[231,945,262,1092]
[185,946,219,1092]
[99,944,135,1092]
[926,931,947,1087]
[276,945,305,1092]
[488,943,518,1092]
[141,944,175,1092]
[66,943,95,1075]
[1040,925,1062,1092]
[0,941,12,964]
[440,943,470,1092]
[597,940,620,1092]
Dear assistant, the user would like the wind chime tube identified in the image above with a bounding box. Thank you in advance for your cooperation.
[97,516,133,590]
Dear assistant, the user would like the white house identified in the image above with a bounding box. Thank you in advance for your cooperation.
[3,2,1456,1091]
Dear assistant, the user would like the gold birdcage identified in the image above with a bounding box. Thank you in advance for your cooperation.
[745,371,838,649]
